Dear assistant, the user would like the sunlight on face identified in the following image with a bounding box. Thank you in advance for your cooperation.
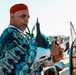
[11,10,30,31]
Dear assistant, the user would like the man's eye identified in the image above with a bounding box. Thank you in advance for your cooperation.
[21,14,26,18]
[20,14,30,18]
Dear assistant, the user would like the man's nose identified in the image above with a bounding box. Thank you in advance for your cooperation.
[24,17,29,24]
[24,17,29,21]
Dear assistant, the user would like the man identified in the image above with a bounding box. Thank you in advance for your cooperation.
[59,38,66,50]
[0,3,62,75]
[53,36,59,46]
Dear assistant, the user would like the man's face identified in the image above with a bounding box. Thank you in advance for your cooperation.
[11,10,30,31]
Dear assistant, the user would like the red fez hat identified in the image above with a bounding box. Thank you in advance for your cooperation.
[10,3,28,14]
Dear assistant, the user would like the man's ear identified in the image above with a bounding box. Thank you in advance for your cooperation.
[10,13,15,24]
[10,13,14,18]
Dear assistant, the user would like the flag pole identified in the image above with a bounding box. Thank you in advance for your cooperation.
[69,21,76,75]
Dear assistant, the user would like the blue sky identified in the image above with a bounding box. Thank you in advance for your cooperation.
[0,0,76,36]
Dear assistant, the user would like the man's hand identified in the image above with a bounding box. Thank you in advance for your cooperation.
[50,44,64,62]
[50,44,59,56]
[53,50,64,62]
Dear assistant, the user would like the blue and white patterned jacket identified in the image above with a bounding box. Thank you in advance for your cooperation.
[0,25,51,75]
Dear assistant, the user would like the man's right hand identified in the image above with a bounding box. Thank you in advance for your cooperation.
[50,44,64,62]
[50,44,59,56]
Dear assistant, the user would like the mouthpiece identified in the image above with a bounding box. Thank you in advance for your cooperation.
[37,18,38,23]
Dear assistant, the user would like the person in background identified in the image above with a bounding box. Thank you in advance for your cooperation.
[53,36,59,46]
[0,3,63,75]
[58,38,67,58]
[59,38,66,51]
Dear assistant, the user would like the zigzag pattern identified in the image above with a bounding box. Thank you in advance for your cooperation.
[0,45,28,75]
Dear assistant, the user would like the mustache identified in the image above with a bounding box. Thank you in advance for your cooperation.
[24,24,27,27]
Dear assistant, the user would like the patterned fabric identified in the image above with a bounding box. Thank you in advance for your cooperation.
[0,26,37,75]
[0,26,51,75]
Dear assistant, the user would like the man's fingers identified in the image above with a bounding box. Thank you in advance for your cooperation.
[50,44,59,56]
